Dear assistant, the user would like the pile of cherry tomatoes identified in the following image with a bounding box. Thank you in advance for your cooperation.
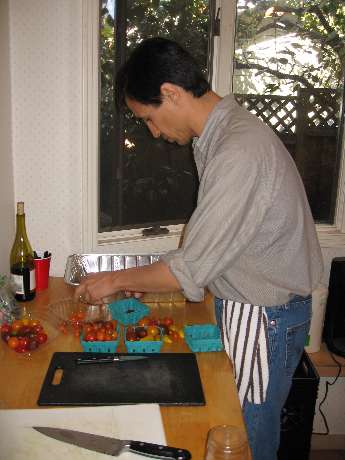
[126,316,184,344]
[1,318,48,353]
[82,320,118,342]
[58,310,86,336]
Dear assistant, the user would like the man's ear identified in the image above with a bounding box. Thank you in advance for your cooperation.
[160,83,181,105]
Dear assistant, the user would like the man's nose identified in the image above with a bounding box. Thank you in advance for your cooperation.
[148,123,160,138]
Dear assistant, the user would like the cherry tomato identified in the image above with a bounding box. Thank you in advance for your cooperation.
[15,346,27,353]
[135,327,147,338]
[29,319,40,327]
[138,316,150,327]
[104,321,114,331]
[162,317,174,327]
[7,337,19,349]
[36,332,48,344]
[11,320,23,332]
[84,332,96,342]
[28,339,39,350]
[96,330,105,341]
[0,323,11,334]
[18,337,30,349]
[33,324,44,334]
[147,326,160,337]
[170,330,180,342]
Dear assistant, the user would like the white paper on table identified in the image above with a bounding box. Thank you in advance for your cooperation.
[0,405,166,460]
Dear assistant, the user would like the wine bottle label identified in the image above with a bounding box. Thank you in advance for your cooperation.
[10,271,36,294]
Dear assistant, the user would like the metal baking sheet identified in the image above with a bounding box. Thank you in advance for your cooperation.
[64,254,186,303]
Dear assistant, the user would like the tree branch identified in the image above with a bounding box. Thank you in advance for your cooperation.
[235,60,314,89]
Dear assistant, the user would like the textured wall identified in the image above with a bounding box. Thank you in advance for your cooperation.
[9,0,83,276]
[0,0,15,275]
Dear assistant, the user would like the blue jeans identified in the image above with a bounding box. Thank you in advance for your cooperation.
[215,295,311,460]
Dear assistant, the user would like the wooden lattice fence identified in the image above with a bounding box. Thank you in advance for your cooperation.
[235,89,342,221]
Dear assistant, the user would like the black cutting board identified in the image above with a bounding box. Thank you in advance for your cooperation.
[37,352,205,406]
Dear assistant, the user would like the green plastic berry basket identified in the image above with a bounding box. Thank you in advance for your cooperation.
[108,298,150,325]
[124,326,163,353]
[184,324,224,352]
[80,325,120,353]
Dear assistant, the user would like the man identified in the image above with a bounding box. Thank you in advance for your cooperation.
[75,37,323,459]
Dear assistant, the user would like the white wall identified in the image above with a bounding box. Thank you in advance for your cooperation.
[0,0,15,275]
[9,0,83,276]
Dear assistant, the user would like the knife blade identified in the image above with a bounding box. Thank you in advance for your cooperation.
[33,427,191,459]
[76,354,149,365]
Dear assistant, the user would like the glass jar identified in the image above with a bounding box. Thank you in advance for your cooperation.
[205,425,249,460]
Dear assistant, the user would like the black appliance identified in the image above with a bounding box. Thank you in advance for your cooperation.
[323,257,345,357]
[278,351,319,460]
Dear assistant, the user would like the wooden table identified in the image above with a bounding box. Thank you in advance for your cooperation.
[0,277,246,459]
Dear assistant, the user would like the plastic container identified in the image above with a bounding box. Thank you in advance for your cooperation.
[124,326,163,353]
[108,298,150,325]
[184,324,224,352]
[205,425,249,459]
[47,298,112,334]
[80,328,120,353]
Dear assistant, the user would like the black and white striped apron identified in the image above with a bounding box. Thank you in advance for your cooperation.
[221,300,269,406]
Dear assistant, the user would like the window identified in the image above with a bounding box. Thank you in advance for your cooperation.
[233,0,345,225]
[99,0,211,233]
[81,0,345,252]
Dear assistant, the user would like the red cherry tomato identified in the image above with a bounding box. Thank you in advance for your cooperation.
[162,317,174,327]
[36,332,48,344]
[0,323,12,334]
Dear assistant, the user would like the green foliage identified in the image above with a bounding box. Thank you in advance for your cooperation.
[235,0,345,93]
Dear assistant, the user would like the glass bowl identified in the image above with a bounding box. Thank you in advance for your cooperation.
[0,309,59,358]
[47,297,112,335]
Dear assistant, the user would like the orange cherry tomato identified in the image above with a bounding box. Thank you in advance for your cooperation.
[7,337,19,349]
[138,316,150,327]
[147,326,160,337]
[96,330,105,341]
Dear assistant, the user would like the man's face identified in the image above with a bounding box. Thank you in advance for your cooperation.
[126,96,193,146]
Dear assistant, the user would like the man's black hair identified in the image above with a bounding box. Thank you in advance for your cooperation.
[116,37,210,108]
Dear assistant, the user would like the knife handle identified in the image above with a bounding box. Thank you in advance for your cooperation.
[129,440,191,459]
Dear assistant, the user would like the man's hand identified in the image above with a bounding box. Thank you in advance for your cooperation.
[74,271,119,305]
[73,261,181,305]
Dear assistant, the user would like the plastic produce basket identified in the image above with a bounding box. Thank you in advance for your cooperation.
[80,325,120,353]
[184,324,224,352]
[108,298,150,326]
[124,326,163,353]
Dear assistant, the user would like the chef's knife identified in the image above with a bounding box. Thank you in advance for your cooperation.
[76,355,149,365]
[33,427,191,459]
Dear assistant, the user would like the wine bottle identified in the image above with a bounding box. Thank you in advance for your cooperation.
[10,202,36,301]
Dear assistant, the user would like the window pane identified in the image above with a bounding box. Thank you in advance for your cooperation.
[99,0,209,232]
[233,0,345,223]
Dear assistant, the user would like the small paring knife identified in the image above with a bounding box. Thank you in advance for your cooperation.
[33,426,192,459]
[76,354,149,365]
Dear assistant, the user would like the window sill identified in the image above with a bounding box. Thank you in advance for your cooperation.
[317,226,345,248]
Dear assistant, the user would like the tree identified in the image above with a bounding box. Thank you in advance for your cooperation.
[99,0,209,229]
[234,0,345,94]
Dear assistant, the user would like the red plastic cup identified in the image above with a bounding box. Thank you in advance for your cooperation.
[33,252,51,291]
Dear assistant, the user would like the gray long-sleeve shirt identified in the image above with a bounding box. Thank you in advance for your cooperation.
[162,95,323,306]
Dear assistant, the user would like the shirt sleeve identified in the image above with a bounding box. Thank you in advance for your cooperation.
[161,142,273,301]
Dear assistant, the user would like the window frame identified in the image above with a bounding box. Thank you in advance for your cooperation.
[81,0,345,254]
